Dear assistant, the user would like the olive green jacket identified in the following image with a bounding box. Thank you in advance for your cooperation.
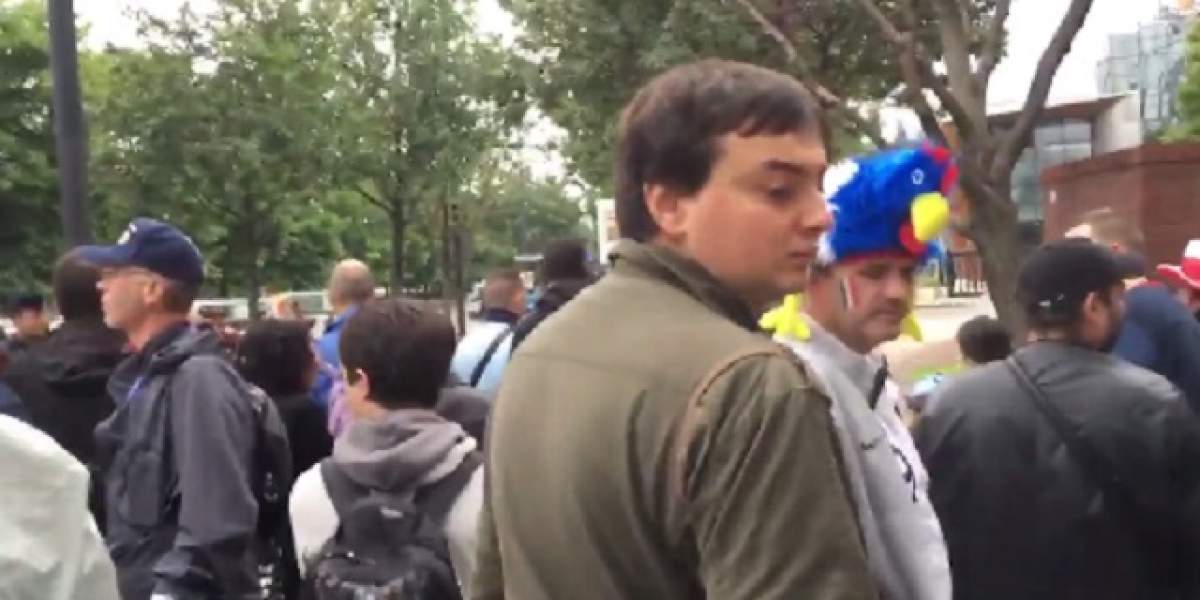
[471,241,877,600]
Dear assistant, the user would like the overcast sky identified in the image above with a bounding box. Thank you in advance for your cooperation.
[80,0,1168,110]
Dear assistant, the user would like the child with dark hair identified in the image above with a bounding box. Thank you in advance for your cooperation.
[289,298,482,595]
[956,316,1012,365]
[236,319,332,477]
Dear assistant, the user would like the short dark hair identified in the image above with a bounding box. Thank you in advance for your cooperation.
[540,239,590,282]
[7,293,44,317]
[54,253,103,320]
[483,268,523,310]
[236,319,314,397]
[615,59,820,242]
[339,298,456,409]
[956,316,1012,364]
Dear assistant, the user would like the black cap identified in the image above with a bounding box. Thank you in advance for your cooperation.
[1018,239,1124,320]
[77,218,204,286]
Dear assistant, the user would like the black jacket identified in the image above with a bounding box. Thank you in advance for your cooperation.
[510,278,591,352]
[437,374,490,443]
[271,392,332,480]
[916,342,1200,600]
[95,324,261,600]
[3,319,126,466]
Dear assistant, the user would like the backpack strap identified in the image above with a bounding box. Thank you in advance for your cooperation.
[416,451,483,526]
[470,327,513,387]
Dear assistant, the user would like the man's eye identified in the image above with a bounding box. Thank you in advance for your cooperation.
[767,186,794,201]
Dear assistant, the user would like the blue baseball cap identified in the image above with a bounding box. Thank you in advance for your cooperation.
[77,218,205,286]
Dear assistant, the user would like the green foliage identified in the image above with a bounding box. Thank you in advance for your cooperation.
[1169,20,1200,141]
[91,0,345,312]
[463,159,587,280]
[323,0,533,289]
[0,0,59,293]
[502,0,898,193]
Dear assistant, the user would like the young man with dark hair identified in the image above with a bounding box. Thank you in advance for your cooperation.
[83,218,274,600]
[510,238,593,351]
[450,268,526,396]
[956,316,1012,365]
[916,239,1200,599]
[3,252,127,525]
[1070,208,1200,412]
[289,298,482,594]
[474,59,875,600]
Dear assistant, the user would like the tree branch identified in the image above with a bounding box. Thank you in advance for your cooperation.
[992,0,1094,180]
[727,0,843,109]
[354,182,392,214]
[976,0,1013,84]
[850,0,982,144]
[836,105,888,149]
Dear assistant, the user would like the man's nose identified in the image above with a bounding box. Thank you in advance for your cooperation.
[797,196,833,236]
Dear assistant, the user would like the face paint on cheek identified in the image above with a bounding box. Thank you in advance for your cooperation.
[838,277,856,311]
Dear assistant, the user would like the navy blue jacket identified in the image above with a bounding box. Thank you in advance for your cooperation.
[1114,284,1200,414]
[95,324,260,600]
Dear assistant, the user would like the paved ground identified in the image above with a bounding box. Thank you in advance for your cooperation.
[882,293,996,387]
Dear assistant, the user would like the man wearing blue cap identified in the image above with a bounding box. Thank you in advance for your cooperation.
[81,218,265,600]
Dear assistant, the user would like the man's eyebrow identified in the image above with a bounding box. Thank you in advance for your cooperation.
[761,159,821,174]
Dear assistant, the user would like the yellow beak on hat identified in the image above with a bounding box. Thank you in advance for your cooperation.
[911,192,951,243]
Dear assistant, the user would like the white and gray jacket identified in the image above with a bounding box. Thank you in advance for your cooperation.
[777,319,952,600]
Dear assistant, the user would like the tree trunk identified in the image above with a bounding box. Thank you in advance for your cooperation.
[246,252,262,323]
[389,197,406,291]
[967,180,1029,338]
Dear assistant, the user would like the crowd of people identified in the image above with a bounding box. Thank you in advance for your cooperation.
[4,58,1200,600]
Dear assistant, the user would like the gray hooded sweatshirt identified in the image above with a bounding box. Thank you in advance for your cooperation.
[289,408,483,594]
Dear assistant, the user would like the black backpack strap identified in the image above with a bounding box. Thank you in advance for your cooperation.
[416,451,483,526]
[320,458,368,521]
[470,327,512,387]
[1005,356,1131,499]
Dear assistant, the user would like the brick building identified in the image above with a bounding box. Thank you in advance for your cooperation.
[1041,142,1200,264]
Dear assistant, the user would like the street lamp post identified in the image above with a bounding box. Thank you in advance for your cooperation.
[47,0,92,246]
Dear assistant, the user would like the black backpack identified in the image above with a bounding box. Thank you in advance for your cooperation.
[307,452,482,600]
[244,384,298,599]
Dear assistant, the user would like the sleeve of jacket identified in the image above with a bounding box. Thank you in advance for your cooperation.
[684,354,877,600]
[153,356,260,599]
[1162,316,1200,415]
[1164,393,1200,595]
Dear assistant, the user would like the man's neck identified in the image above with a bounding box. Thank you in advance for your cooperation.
[128,314,188,352]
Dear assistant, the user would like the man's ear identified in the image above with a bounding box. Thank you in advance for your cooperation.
[644,182,694,242]
[1082,290,1106,318]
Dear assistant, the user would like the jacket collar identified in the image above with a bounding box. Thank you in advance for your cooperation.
[611,240,760,331]
[325,305,362,335]
[481,307,521,325]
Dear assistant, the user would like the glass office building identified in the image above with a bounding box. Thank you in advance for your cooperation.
[1096,5,1194,135]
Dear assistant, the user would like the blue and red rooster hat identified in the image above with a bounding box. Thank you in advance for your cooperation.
[818,143,958,264]
[763,143,958,341]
